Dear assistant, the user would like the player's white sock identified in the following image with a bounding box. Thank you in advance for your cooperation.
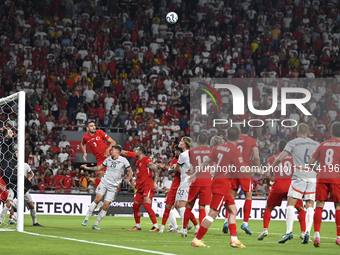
[94,209,107,225]
[153,223,159,228]
[0,206,9,221]
[136,223,141,228]
[85,202,97,221]
[30,209,37,224]
[306,207,314,234]
[231,236,238,241]
[160,225,165,230]
[168,209,178,229]
[314,232,320,238]
[286,206,295,234]
[243,222,248,226]
[176,207,185,227]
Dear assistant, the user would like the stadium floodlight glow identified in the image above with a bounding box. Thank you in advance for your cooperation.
[201,84,312,116]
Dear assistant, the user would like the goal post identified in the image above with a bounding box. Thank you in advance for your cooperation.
[0,91,26,232]
[17,91,26,232]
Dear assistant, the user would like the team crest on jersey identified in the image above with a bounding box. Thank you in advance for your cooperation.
[110,161,117,168]
[96,136,100,141]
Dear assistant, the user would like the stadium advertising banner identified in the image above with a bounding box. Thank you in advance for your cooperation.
[152,197,337,222]
[24,194,92,216]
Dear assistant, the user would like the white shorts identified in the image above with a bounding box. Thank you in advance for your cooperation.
[175,182,190,201]
[24,192,33,204]
[96,182,117,203]
[288,178,316,201]
[7,189,14,201]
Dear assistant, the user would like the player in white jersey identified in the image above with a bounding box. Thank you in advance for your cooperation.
[174,137,199,233]
[81,145,132,230]
[269,123,319,244]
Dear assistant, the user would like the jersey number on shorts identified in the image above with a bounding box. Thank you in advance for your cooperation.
[325,148,334,165]
[178,189,184,196]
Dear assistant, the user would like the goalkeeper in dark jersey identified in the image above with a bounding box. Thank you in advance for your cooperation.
[0,128,31,198]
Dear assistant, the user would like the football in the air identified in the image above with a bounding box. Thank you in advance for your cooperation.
[166,12,178,24]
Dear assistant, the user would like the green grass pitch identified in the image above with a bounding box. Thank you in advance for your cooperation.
[1,215,339,255]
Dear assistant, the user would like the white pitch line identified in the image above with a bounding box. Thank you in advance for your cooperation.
[22,231,178,255]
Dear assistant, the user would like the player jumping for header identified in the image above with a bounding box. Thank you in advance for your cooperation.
[81,145,132,230]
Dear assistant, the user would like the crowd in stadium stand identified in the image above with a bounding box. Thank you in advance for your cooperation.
[1,0,340,196]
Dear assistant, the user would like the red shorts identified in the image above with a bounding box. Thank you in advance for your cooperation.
[231,177,253,192]
[1,191,8,202]
[188,185,211,205]
[267,192,304,208]
[133,187,155,204]
[96,158,107,173]
[210,193,235,211]
[316,182,340,202]
[164,188,177,206]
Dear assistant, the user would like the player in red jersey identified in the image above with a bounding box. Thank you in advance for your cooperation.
[60,170,73,193]
[223,124,261,235]
[257,140,306,241]
[182,135,224,236]
[121,146,160,231]
[81,121,116,187]
[189,127,247,248]
[0,176,8,205]
[158,145,183,233]
[309,122,340,247]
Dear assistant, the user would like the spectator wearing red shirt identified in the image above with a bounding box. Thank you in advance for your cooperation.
[130,90,140,107]
[97,103,106,126]
[87,102,97,121]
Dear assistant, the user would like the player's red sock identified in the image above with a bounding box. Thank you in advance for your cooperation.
[263,209,271,229]
[9,212,13,219]
[199,208,206,224]
[183,207,191,228]
[336,210,340,236]
[161,207,171,226]
[143,203,157,224]
[95,178,101,188]
[298,209,306,232]
[229,223,237,237]
[133,202,141,224]
[190,211,198,226]
[243,199,252,223]
[314,207,323,233]
[196,226,208,240]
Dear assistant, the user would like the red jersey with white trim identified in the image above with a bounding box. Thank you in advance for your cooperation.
[235,135,258,178]
[267,153,294,193]
[127,152,154,189]
[169,157,180,190]
[312,137,340,184]
[63,175,73,188]
[209,142,245,196]
[81,130,110,161]
[189,146,212,186]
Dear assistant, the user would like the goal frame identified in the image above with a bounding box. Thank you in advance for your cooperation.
[0,91,26,232]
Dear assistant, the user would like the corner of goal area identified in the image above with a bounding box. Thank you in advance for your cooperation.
[20,231,179,255]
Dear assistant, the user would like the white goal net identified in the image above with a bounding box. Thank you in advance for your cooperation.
[0,92,26,231]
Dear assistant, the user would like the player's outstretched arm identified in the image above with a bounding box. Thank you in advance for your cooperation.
[148,162,159,190]
[308,157,318,172]
[80,164,105,172]
[125,166,133,184]
[271,150,289,168]
[80,142,87,161]
[105,137,116,157]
